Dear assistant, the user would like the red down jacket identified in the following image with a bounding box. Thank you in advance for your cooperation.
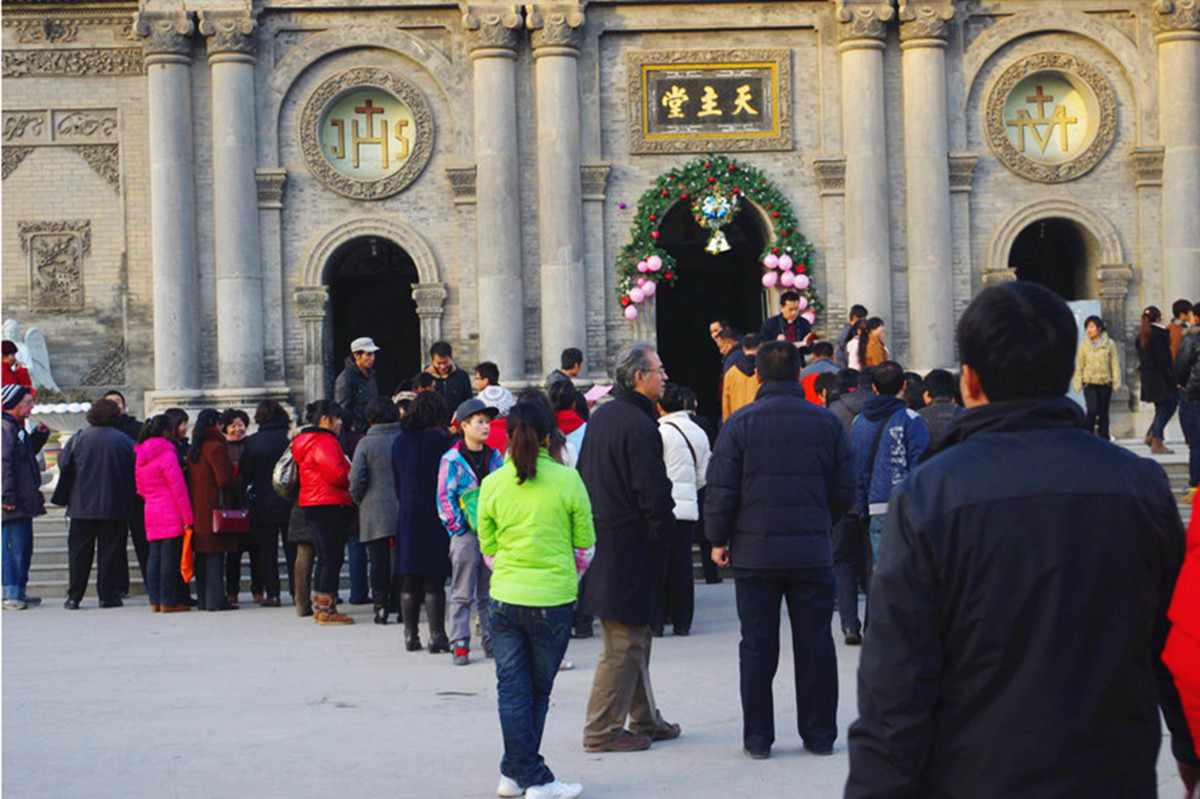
[1164,491,1200,764]
[292,427,353,508]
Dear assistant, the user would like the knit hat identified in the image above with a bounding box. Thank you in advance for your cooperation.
[2,384,31,410]
[1,340,16,356]
[478,384,515,417]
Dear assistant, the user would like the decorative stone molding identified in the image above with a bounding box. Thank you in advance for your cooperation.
[72,144,120,191]
[948,153,978,193]
[1130,147,1165,187]
[581,164,611,200]
[984,52,1117,184]
[988,196,1124,275]
[526,4,585,51]
[198,12,257,59]
[55,109,118,141]
[898,0,954,42]
[445,166,477,204]
[17,220,91,312]
[298,66,435,201]
[1153,0,1200,33]
[79,342,126,386]
[812,155,847,195]
[5,14,137,44]
[463,5,523,52]
[2,48,144,77]
[294,286,328,320]
[2,147,33,180]
[413,282,449,354]
[256,168,287,209]
[835,1,896,42]
[3,111,46,143]
[1097,263,1134,340]
[133,11,194,59]
[980,267,1017,287]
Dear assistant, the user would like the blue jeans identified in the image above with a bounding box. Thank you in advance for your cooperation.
[2,517,33,600]
[869,515,886,561]
[346,531,368,603]
[489,599,574,789]
[1151,395,1178,439]
[147,536,183,607]
[1180,393,1200,487]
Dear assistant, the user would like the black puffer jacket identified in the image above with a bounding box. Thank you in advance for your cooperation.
[334,357,378,434]
[1137,324,1176,403]
[577,390,675,625]
[239,421,292,525]
[704,381,853,570]
[56,425,135,520]
[846,397,1195,799]
[2,412,48,521]
[1174,326,1200,401]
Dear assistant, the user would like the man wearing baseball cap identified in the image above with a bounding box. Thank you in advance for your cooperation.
[335,336,381,436]
[2,384,50,610]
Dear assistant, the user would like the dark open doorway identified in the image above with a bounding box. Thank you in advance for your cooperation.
[655,199,768,423]
[327,236,421,398]
[1008,218,1087,301]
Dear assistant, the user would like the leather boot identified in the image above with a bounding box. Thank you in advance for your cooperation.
[1151,436,1175,455]
[426,590,450,654]
[373,599,389,625]
[314,591,353,626]
[402,593,422,651]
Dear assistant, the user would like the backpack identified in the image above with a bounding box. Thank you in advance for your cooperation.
[272,445,299,501]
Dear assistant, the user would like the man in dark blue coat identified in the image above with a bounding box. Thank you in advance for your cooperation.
[759,290,817,366]
[705,341,855,760]
[579,343,680,753]
[846,282,1198,799]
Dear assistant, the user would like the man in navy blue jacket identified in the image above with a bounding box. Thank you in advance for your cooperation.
[705,341,855,760]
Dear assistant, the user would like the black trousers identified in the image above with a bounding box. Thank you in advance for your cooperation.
[832,514,870,635]
[1083,383,1113,439]
[224,536,257,598]
[734,568,838,753]
[250,522,290,600]
[365,537,392,603]
[67,518,128,603]
[308,505,351,594]
[651,521,695,632]
[194,552,227,610]
[116,508,149,595]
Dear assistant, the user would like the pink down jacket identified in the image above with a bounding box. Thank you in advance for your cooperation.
[135,436,194,541]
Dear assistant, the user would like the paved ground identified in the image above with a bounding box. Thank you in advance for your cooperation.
[2,581,1183,798]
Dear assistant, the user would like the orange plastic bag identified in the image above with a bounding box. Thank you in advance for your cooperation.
[180,526,194,584]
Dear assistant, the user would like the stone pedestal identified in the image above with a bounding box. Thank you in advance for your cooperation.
[528,3,587,375]
[465,5,525,381]
[200,10,265,390]
[837,1,894,326]
[1155,3,1200,304]
[900,1,955,370]
[135,11,201,393]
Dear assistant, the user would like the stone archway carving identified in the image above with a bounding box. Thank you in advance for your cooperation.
[296,216,446,402]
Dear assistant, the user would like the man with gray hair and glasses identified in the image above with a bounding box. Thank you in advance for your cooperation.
[578,343,682,753]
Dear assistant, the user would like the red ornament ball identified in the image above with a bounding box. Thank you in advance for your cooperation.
[704,161,711,168]
[708,176,716,184]
[728,164,736,171]
[681,193,689,199]
[649,214,657,221]
[665,271,674,279]
[621,297,631,307]
[651,231,659,239]
[661,189,669,197]
[781,231,789,237]
[772,247,780,254]
[798,264,806,273]
[772,211,779,218]
[760,180,766,185]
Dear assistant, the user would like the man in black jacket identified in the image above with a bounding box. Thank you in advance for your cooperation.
[759,290,817,366]
[334,337,380,436]
[544,347,590,421]
[705,341,855,759]
[425,340,472,413]
[1174,317,1200,499]
[579,343,680,753]
[847,282,1197,799]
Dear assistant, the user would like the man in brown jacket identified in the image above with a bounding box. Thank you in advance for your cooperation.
[722,334,761,420]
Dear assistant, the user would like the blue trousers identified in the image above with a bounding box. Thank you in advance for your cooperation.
[2,517,34,601]
[489,599,573,790]
[1179,393,1200,487]
[346,531,368,603]
[146,536,183,607]
[1151,395,1178,439]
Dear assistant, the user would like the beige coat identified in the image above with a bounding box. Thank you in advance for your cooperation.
[1073,333,1122,392]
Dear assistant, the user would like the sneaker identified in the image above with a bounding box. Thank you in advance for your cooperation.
[525,780,583,799]
[2,599,27,611]
[63,599,80,610]
[558,660,575,671]
[650,720,681,742]
[496,774,523,798]
[743,745,771,760]
[583,729,651,753]
[19,595,41,606]
[844,630,862,645]
[453,645,470,666]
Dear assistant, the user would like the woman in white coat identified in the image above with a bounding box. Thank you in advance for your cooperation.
[654,383,712,636]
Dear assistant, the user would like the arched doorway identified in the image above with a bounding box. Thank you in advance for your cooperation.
[326,236,421,397]
[656,200,769,421]
[1008,217,1095,300]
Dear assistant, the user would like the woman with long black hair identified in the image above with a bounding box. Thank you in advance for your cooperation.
[186,409,240,610]
[1137,306,1177,454]
[135,415,193,612]
[1073,315,1121,440]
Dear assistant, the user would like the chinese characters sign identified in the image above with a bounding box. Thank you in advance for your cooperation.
[627,50,792,154]
[320,90,416,181]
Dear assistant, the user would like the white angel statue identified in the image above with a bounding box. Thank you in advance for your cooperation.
[2,319,60,391]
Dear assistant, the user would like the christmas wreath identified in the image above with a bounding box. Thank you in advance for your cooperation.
[615,154,821,322]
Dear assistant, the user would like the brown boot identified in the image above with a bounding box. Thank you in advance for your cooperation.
[1151,437,1174,455]
[313,591,354,625]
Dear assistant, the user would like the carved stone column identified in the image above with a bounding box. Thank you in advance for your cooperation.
[527,3,587,375]
[413,283,449,361]
[135,11,201,395]
[1154,1,1200,303]
[257,168,287,384]
[899,0,954,369]
[836,1,894,327]
[294,286,329,404]
[464,5,525,381]
[200,10,265,389]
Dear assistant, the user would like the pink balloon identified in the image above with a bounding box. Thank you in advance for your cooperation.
[642,281,657,297]
[629,287,645,304]
[637,277,647,287]
[797,296,808,310]
[780,270,795,287]
[647,255,663,271]
[801,310,816,324]
[637,261,649,273]
[762,271,779,288]
[779,254,793,271]
[764,254,780,270]
[793,273,810,290]
[625,305,639,320]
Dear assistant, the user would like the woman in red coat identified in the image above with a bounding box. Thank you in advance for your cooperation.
[187,409,241,611]
[292,400,355,625]
[1165,493,1200,797]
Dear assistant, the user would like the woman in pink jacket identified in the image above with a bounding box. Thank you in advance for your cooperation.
[135,415,194,613]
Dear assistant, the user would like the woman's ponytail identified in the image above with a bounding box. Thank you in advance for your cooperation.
[506,398,555,484]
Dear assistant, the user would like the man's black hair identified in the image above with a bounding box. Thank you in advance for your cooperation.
[415,372,436,390]
[475,361,500,386]
[814,372,840,402]
[660,383,687,413]
[779,291,800,306]
[430,340,453,359]
[812,341,834,359]
[837,368,860,392]
[924,368,957,400]
[1173,299,1193,320]
[756,341,801,383]
[872,361,906,396]
[560,347,583,370]
[903,374,927,411]
[716,327,739,342]
[102,389,126,404]
[850,304,868,319]
[741,333,760,352]
[546,380,575,413]
[956,282,1076,401]
[366,396,399,425]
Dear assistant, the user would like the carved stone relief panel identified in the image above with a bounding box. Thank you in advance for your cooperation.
[2,48,144,78]
[1,108,120,189]
[17,220,91,312]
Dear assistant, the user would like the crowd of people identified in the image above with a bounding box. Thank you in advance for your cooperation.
[4,282,1200,798]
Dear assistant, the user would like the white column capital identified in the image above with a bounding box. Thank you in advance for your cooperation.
[1154,0,1200,37]
[463,4,523,53]
[835,1,895,43]
[199,11,257,61]
[134,11,195,63]
[898,0,954,44]
[526,3,585,52]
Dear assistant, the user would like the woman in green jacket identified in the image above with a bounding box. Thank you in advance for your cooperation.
[479,399,595,799]
[1073,315,1122,439]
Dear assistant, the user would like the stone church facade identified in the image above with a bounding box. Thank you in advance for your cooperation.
[2,0,1198,420]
